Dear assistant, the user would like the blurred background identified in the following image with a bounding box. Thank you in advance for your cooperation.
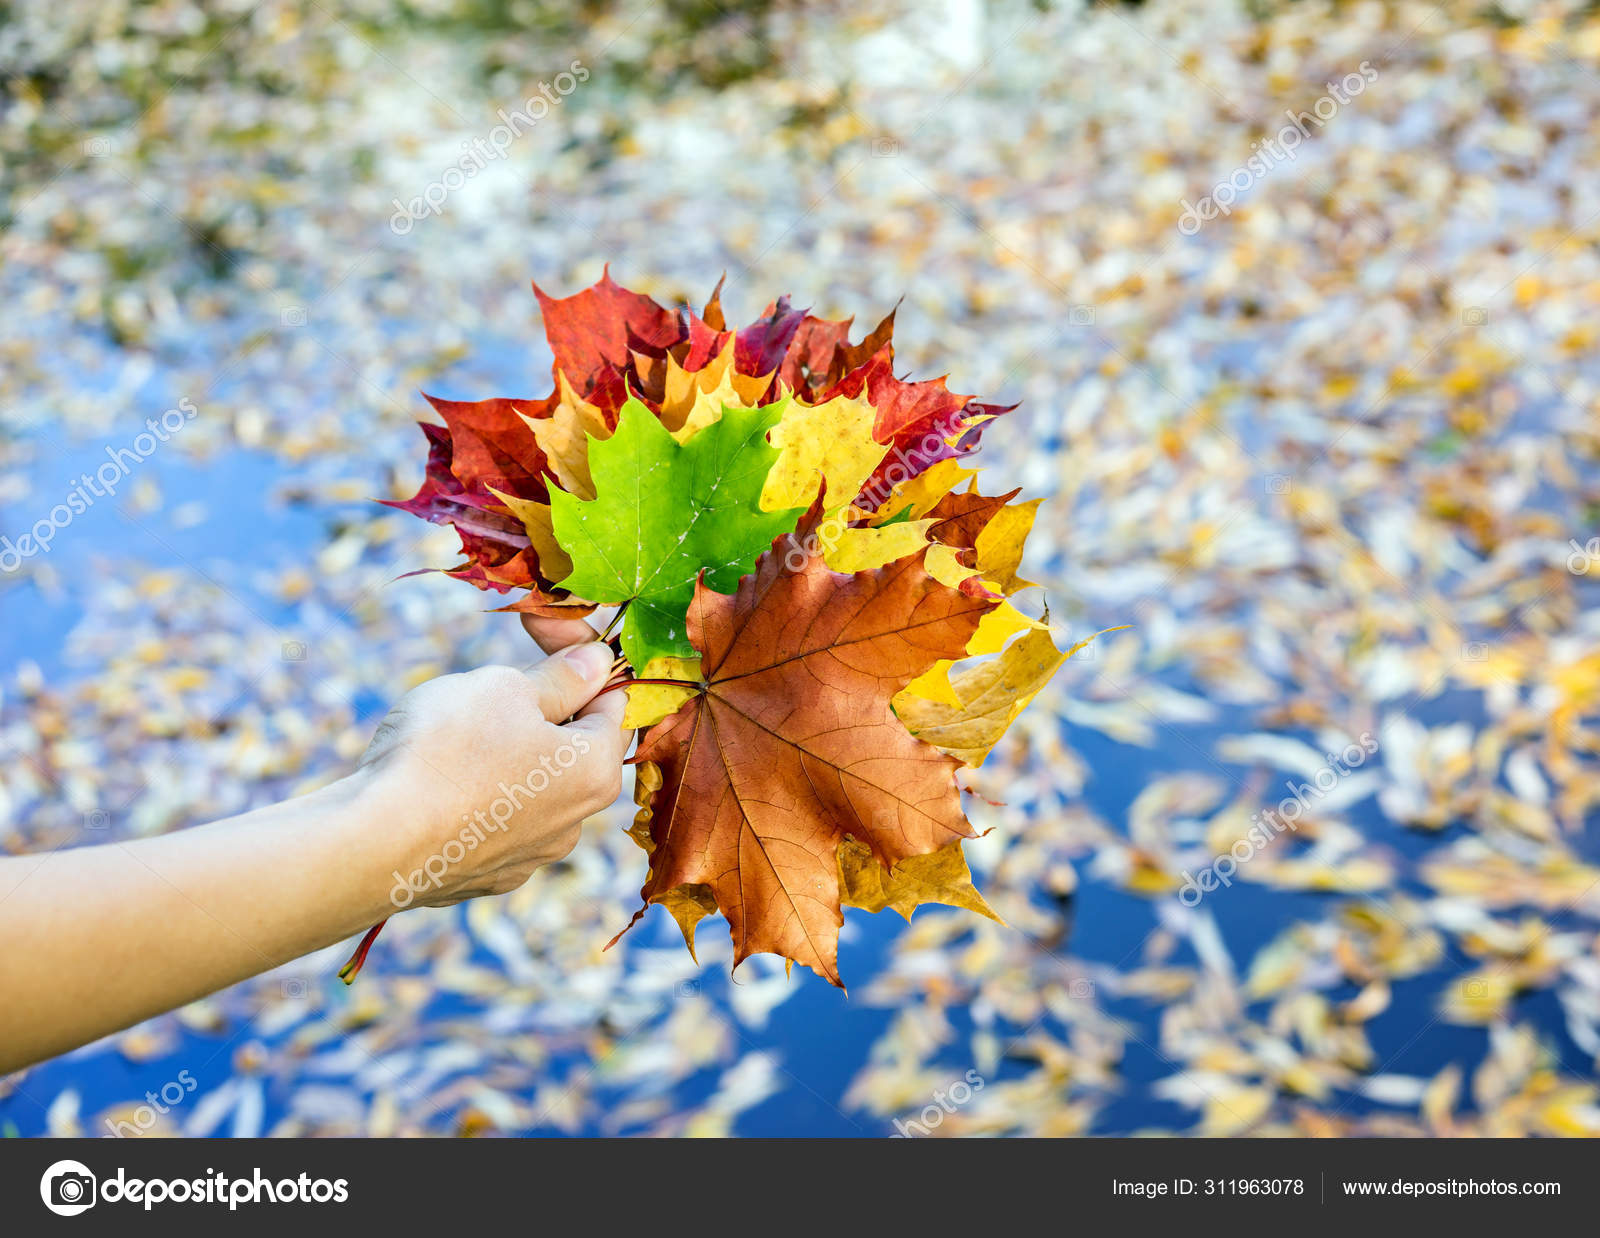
[2,0,1599,1137]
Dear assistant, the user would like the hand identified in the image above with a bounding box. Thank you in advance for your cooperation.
[0,614,635,1073]
[354,616,629,911]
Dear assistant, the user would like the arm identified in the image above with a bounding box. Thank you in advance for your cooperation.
[0,618,627,1075]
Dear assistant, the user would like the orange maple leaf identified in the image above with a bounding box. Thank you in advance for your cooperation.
[620,508,1000,986]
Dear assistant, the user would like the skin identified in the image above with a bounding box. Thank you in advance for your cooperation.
[0,615,626,1075]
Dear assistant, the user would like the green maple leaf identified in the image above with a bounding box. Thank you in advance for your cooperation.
[548,395,807,667]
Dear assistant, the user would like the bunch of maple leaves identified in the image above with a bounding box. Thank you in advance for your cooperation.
[370,270,1093,988]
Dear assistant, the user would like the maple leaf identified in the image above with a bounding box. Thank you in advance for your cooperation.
[658,337,773,442]
[822,518,940,574]
[966,497,1042,595]
[924,486,1018,551]
[388,274,1012,598]
[532,266,682,384]
[777,306,897,397]
[385,404,573,599]
[386,423,527,546]
[620,511,1000,985]
[823,353,1015,509]
[734,296,807,377]
[837,837,997,923]
[488,488,573,587]
[896,628,1086,766]
[521,372,611,500]
[760,387,886,521]
[889,486,1051,705]
[365,271,1065,991]
[547,396,807,668]
[870,457,977,523]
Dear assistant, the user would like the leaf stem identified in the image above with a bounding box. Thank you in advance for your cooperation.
[598,602,629,642]
[595,676,699,698]
[338,919,387,984]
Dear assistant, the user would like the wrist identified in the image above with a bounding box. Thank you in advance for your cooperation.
[310,768,422,931]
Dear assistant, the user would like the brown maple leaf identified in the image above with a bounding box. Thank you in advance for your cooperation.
[620,507,999,986]
[926,486,1023,557]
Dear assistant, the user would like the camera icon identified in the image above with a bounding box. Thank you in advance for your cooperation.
[675,980,699,998]
[280,306,307,328]
[869,136,900,158]
[1068,304,1095,326]
[1265,474,1293,494]
[1067,977,1095,1000]
[1464,977,1490,999]
[1461,641,1488,661]
[282,977,309,999]
[281,640,308,662]
[83,810,111,830]
[40,1160,97,1216]
[83,137,111,158]
[1460,307,1488,327]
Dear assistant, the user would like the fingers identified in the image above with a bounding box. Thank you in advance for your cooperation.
[520,612,602,656]
[517,609,630,772]
[567,682,630,764]
[522,642,614,723]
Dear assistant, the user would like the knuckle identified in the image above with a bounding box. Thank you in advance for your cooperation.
[584,763,623,807]
[549,824,583,861]
[570,759,603,797]
[472,664,546,717]
[541,657,588,698]
[470,664,525,694]
[487,870,528,897]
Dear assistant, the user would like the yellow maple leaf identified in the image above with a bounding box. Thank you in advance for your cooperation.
[972,497,1042,594]
[837,837,1000,923]
[519,372,609,499]
[869,456,977,522]
[659,337,773,442]
[896,628,1108,766]
[822,519,936,573]
[903,541,1046,702]
[622,656,702,729]
[760,390,886,517]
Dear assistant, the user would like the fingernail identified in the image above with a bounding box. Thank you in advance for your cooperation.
[563,642,614,680]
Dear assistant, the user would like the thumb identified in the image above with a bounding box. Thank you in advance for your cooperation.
[523,642,615,722]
